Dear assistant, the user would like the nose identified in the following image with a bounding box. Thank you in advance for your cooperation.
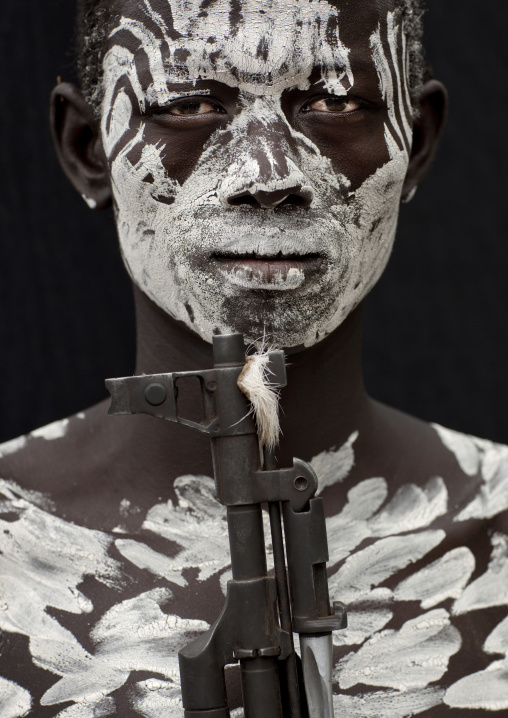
[228,184,314,209]
[217,131,314,210]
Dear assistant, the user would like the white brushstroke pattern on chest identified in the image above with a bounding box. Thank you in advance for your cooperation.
[1,425,508,715]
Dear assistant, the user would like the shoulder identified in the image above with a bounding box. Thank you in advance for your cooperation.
[322,421,508,715]
[0,417,221,717]
[429,422,508,533]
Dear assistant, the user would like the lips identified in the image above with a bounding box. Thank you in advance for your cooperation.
[211,252,323,289]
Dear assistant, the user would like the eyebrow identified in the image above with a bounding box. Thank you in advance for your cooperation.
[127,42,377,97]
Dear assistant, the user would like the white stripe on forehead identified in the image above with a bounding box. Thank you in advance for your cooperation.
[108,0,354,99]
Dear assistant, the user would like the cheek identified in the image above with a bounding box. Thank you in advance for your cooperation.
[142,121,229,185]
[294,113,391,192]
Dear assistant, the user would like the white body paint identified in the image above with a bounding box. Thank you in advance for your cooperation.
[30,418,69,440]
[101,1,413,347]
[0,435,27,457]
[312,430,358,495]
[0,678,31,718]
[336,609,461,691]
[1,422,507,715]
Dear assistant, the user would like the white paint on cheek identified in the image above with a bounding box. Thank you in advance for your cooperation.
[333,687,444,718]
[30,418,69,440]
[383,124,403,161]
[102,89,133,159]
[312,430,358,495]
[453,533,508,615]
[328,530,445,604]
[394,546,476,609]
[432,423,480,476]
[0,677,32,718]
[444,659,508,710]
[335,609,461,691]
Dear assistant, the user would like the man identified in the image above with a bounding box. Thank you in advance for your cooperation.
[0,0,506,716]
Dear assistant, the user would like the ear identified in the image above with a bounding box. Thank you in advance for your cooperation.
[402,80,448,202]
[50,82,112,209]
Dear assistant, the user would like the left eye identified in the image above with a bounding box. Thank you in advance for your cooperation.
[302,97,360,113]
[167,99,224,116]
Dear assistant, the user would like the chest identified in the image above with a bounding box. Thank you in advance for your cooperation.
[1,456,508,717]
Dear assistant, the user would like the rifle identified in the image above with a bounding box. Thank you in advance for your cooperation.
[106,333,347,718]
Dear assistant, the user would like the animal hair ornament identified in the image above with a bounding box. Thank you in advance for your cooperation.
[237,349,282,451]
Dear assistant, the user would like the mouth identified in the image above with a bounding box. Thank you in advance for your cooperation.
[210,251,323,289]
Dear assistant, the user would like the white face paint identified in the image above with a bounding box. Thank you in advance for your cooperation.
[101,0,412,347]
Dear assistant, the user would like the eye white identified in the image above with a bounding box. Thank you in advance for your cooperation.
[304,97,359,113]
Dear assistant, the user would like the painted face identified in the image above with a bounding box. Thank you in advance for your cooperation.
[101,0,412,347]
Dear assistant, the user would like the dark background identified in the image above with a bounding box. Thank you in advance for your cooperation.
[0,1,507,444]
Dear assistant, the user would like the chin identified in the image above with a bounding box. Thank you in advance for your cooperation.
[160,287,354,350]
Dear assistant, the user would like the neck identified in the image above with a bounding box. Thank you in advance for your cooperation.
[133,287,371,469]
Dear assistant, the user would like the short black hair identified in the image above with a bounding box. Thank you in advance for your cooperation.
[76,0,117,115]
[76,0,429,117]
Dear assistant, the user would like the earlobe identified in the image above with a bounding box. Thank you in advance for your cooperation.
[402,79,448,202]
[50,82,112,210]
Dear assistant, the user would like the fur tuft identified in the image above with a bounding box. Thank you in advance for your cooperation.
[237,351,281,451]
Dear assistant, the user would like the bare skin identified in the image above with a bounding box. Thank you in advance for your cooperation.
[1,1,506,716]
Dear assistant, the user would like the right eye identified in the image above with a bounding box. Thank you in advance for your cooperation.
[166,99,225,116]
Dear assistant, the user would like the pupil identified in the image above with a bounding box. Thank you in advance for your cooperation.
[179,102,201,114]
[326,98,347,111]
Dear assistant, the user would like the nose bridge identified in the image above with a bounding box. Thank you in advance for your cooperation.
[251,117,295,184]
[217,105,313,209]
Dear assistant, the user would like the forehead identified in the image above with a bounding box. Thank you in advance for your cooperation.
[110,0,398,94]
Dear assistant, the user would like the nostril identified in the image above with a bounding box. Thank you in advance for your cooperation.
[279,194,306,207]
[228,194,259,207]
[225,185,314,210]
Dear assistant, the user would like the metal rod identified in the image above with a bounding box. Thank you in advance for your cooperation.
[264,447,302,718]
[227,503,283,718]
[227,504,268,579]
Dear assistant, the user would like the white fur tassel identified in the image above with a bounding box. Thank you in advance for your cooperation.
[237,351,281,451]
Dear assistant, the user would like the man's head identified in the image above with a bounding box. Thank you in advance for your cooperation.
[53,0,446,349]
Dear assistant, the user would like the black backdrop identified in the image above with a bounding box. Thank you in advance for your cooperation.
[0,0,507,444]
